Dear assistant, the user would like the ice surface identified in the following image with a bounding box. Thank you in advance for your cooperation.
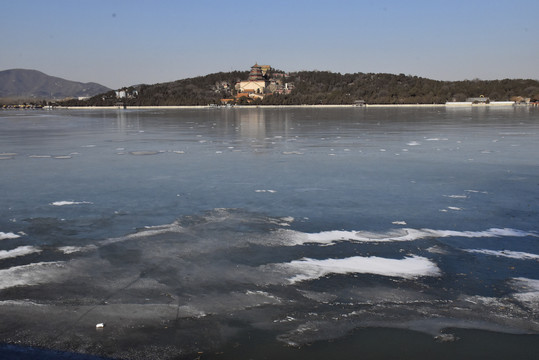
[1,108,539,358]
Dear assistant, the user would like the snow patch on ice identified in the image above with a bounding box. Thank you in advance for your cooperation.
[392,221,407,225]
[444,195,467,199]
[50,201,92,206]
[58,245,98,254]
[283,227,537,246]
[465,189,488,194]
[282,255,441,283]
[464,249,539,260]
[510,277,539,303]
[0,246,41,260]
[129,151,160,155]
[0,232,21,240]
[0,262,67,290]
[283,151,304,155]
[100,222,185,245]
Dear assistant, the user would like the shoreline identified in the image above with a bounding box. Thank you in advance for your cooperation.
[51,103,525,110]
[57,104,444,110]
[5,102,532,111]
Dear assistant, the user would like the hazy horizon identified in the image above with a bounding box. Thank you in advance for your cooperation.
[2,0,538,89]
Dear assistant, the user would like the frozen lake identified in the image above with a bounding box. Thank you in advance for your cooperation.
[1,106,538,359]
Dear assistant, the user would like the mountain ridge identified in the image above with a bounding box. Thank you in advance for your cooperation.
[0,69,111,100]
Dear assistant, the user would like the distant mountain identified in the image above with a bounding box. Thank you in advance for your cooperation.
[0,69,111,100]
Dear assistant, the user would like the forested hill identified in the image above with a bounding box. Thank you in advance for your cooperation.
[285,72,539,105]
[62,71,249,107]
[60,70,539,106]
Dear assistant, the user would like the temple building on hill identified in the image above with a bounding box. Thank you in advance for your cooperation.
[236,63,270,95]
[248,64,264,81]
[226,63,293,104]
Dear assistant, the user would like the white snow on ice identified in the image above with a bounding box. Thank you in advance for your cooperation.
[57,245,97,254]
[0,246,41,260]
[510,277,539,303]
[0,232,21,240]
[0,262,66,290]
[50,201,92,206]
[464,249,539,260]
[282,255,441,283]
[283,227,536,246]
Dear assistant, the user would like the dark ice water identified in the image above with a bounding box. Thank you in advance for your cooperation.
[0,106,538,359]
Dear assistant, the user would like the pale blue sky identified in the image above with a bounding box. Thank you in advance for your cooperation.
[1,0,537,89]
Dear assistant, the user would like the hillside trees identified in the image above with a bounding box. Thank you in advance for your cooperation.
[59,70,539,106]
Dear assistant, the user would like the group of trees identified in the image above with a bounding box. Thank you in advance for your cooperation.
[276,71,539,105]
[61,71,248,107]
[59,70,539,107]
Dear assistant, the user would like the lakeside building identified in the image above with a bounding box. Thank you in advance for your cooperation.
[236,63,269,95]
[466,95,489,104]
[115,88,138,99]
[233,63,293,102]
[446,94,514,107]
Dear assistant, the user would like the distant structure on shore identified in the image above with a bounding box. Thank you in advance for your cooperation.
[236,64,268,97]
[224,63,294,104]
[445,94,515,107]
